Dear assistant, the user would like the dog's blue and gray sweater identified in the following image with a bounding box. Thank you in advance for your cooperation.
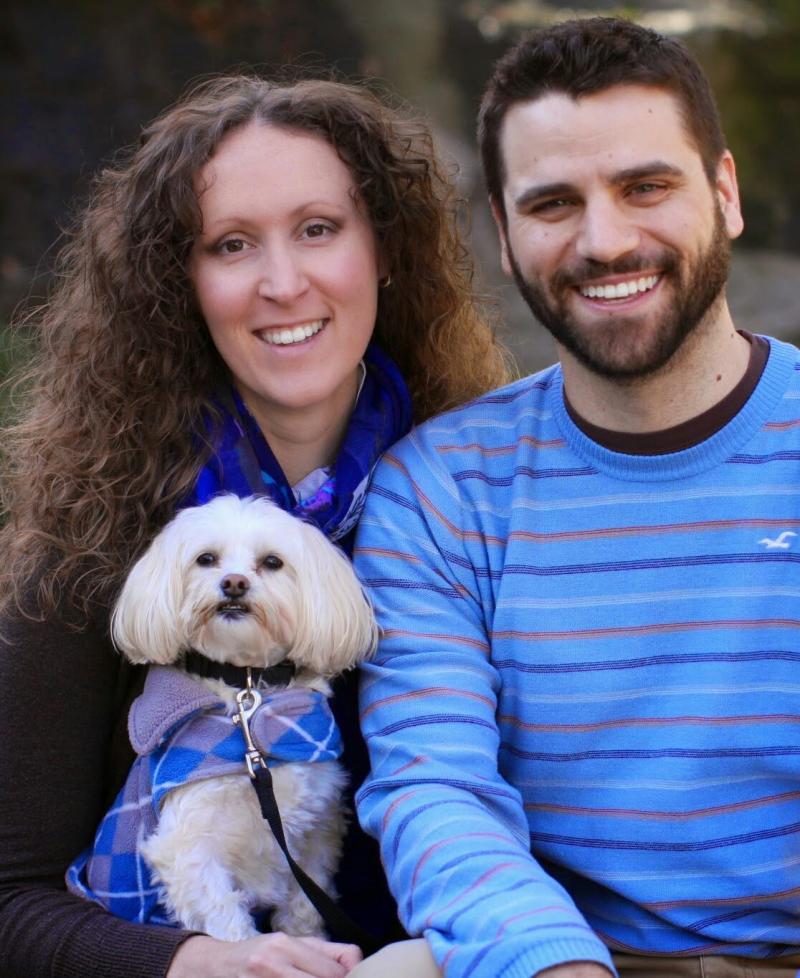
[67,665,341,925]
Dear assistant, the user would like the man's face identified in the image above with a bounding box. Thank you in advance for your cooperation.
[494,84,743,381]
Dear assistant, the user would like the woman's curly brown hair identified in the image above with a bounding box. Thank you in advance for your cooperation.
[0,74,513,620]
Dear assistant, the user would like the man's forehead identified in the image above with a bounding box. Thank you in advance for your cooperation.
[498,84,696,187]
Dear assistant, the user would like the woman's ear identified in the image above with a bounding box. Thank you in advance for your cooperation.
[376,239,391,289]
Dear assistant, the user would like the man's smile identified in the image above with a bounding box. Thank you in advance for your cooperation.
[579,274,660,301]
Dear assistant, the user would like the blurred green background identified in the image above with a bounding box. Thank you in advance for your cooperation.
[2,0,799,383]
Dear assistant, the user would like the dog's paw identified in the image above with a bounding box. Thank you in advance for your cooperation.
[183,888,259,941]
[270,901,326,939]
[202,915,260,942]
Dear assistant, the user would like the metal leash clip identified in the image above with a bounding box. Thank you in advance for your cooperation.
[233,667,266,778]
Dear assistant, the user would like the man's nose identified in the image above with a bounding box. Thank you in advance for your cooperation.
[574,197,640,266]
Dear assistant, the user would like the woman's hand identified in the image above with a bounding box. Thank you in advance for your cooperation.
[167,933,363,978]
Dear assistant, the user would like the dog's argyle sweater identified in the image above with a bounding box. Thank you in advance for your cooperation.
[66,665,342,926]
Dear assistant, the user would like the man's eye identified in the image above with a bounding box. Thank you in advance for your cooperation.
[630,182,664,196]
[533,198,574,213]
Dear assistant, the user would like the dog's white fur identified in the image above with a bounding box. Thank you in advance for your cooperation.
[111,494,378,941]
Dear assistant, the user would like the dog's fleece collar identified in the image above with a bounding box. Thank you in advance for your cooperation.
[183,649,296,689]
[129,664,340,762]
[65,665,342,925]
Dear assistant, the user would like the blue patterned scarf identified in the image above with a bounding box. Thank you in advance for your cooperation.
[186,342,413,545]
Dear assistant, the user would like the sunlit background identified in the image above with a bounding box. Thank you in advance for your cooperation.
[3,0,799,376]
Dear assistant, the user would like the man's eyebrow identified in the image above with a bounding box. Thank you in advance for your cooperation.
[611,161,686,184]
[512,161,686,212]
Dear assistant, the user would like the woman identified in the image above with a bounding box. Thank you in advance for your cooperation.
[0,75,511,978]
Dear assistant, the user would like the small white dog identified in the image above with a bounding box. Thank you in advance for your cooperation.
[75,494,377,941]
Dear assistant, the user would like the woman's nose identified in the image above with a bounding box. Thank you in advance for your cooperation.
[257,246,310,303]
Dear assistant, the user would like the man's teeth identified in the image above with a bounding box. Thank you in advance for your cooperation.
[262,320,325,345]
[581,275,659,300]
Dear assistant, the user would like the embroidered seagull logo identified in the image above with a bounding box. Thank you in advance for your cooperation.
[759,531,797,550]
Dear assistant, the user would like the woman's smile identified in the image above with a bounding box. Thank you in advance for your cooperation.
[257,319,328,346]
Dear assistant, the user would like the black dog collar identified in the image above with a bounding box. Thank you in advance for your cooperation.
[183,650,296,689]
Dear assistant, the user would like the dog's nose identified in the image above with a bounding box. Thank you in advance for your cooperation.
[220,574,250,598]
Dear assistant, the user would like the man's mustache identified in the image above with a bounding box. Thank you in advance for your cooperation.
[551,251,680,292]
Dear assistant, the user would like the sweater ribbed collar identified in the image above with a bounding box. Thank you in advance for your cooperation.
[551,335,797,482]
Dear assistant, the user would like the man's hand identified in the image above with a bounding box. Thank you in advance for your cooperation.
[537,964,614,978]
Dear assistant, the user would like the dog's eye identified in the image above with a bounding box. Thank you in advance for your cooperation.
[196,552,217,567]
[262,554,284,571]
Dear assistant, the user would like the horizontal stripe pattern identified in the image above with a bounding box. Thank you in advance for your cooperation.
[355,338,800,977]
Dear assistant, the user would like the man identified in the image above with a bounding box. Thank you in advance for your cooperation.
[353,16,800,978]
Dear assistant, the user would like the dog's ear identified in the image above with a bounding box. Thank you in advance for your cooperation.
[110,520,187,665]
[289,522,378,675]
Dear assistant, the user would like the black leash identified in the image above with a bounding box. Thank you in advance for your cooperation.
[251,765,383,956]
[230,666,384,956]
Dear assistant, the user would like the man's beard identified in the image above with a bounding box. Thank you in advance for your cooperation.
[506,206,732,381]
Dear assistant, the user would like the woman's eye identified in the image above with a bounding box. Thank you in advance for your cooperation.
[303,222,333,240]
[196,552,217,566]
[216,238,248,255]
[262,554,284,570]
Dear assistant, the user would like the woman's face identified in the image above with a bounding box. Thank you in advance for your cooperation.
[189,122,383,436]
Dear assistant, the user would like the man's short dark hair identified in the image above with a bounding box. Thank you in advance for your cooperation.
[478,17,727,219]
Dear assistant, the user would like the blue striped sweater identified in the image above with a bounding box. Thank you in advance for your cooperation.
[354,335,800,978]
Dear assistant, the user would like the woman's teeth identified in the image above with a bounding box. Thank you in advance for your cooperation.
[580,275,659,300]
[261,320,325,345]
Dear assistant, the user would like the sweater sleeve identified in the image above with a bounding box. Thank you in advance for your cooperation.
[0,600,194,978]
[353,432,615,978]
